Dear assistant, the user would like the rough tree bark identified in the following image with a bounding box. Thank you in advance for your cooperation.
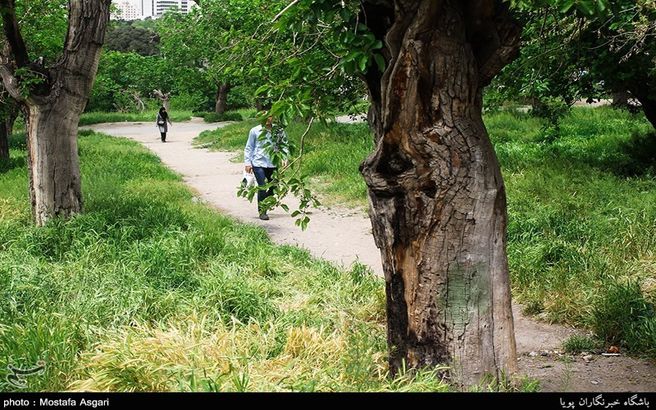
[0,0,112,225]
[359,0,521,385]
[214,83,230,114]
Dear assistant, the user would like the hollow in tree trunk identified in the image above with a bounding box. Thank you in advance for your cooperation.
[360,0,521,385]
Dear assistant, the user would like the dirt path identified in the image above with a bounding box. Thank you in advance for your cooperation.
[85,119,656,392]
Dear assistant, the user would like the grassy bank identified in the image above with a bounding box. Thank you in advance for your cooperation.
[0,131,463,392]
[196,107,656,355]
[80,110,193,126]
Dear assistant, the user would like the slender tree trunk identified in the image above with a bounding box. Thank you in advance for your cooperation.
[360,0,520,385]
[0,121,8,161]
[215,83,230,114]
[6,105,17,136]
[26,99,82,225]
[0,105,17,161]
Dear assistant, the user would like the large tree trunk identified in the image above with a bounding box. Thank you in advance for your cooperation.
[0,0,112,225]
[214,83,230,114]
[26,99,83,225]
[360,0,521,385]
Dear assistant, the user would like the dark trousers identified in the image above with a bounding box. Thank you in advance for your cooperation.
[253,166,276,213]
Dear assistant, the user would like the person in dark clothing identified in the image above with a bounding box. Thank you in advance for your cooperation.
[156,107,172,142]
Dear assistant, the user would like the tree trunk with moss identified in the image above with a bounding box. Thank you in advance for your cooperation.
[360,0,521,385]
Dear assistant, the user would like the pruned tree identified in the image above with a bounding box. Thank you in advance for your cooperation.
[153,88,170,110]
[356,0,522,384]
[0,0,112,225]
[129,90,146,112]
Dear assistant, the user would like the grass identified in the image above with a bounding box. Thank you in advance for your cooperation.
[562,335,603,354]
[195,107,656,355]
[0,130,460,392]
[79,110,193,126]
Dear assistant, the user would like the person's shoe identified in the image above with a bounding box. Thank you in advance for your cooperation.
[259,213,269,221]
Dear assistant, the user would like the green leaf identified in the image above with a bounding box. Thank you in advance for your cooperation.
[576,0,595,16]
[358,54,369,73]
[271,100,289,116]
[373,54,386,72]
[559,0,576,13]
[596,0,607,12]
[254,84,269,96]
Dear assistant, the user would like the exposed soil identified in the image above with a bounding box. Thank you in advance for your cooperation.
[86,119,656,392]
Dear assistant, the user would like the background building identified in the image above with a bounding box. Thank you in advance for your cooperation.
[112,0,141,20]
[112,0,197,20]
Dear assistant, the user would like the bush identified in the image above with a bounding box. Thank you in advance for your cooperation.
[226,84,254,110]
[203,112,243,123]
[170,93,208,112]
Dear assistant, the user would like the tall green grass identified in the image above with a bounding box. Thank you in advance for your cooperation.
[196,107,656,354]
[0,131,457,392]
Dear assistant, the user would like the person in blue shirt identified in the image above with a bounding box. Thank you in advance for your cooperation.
[244,114,289,220]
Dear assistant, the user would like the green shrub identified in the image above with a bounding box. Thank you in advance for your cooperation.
[203,112,244,123]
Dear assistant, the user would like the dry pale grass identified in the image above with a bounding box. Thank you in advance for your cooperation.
[68,315,398,392]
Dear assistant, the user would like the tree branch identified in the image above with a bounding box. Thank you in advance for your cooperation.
[0,0,30,68]
[272,0,300,22]
[0,63,25,103]
[472,1,522,87]
[282,116,314,174]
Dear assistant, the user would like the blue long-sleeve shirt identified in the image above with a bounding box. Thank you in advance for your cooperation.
[244,124,289,168]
